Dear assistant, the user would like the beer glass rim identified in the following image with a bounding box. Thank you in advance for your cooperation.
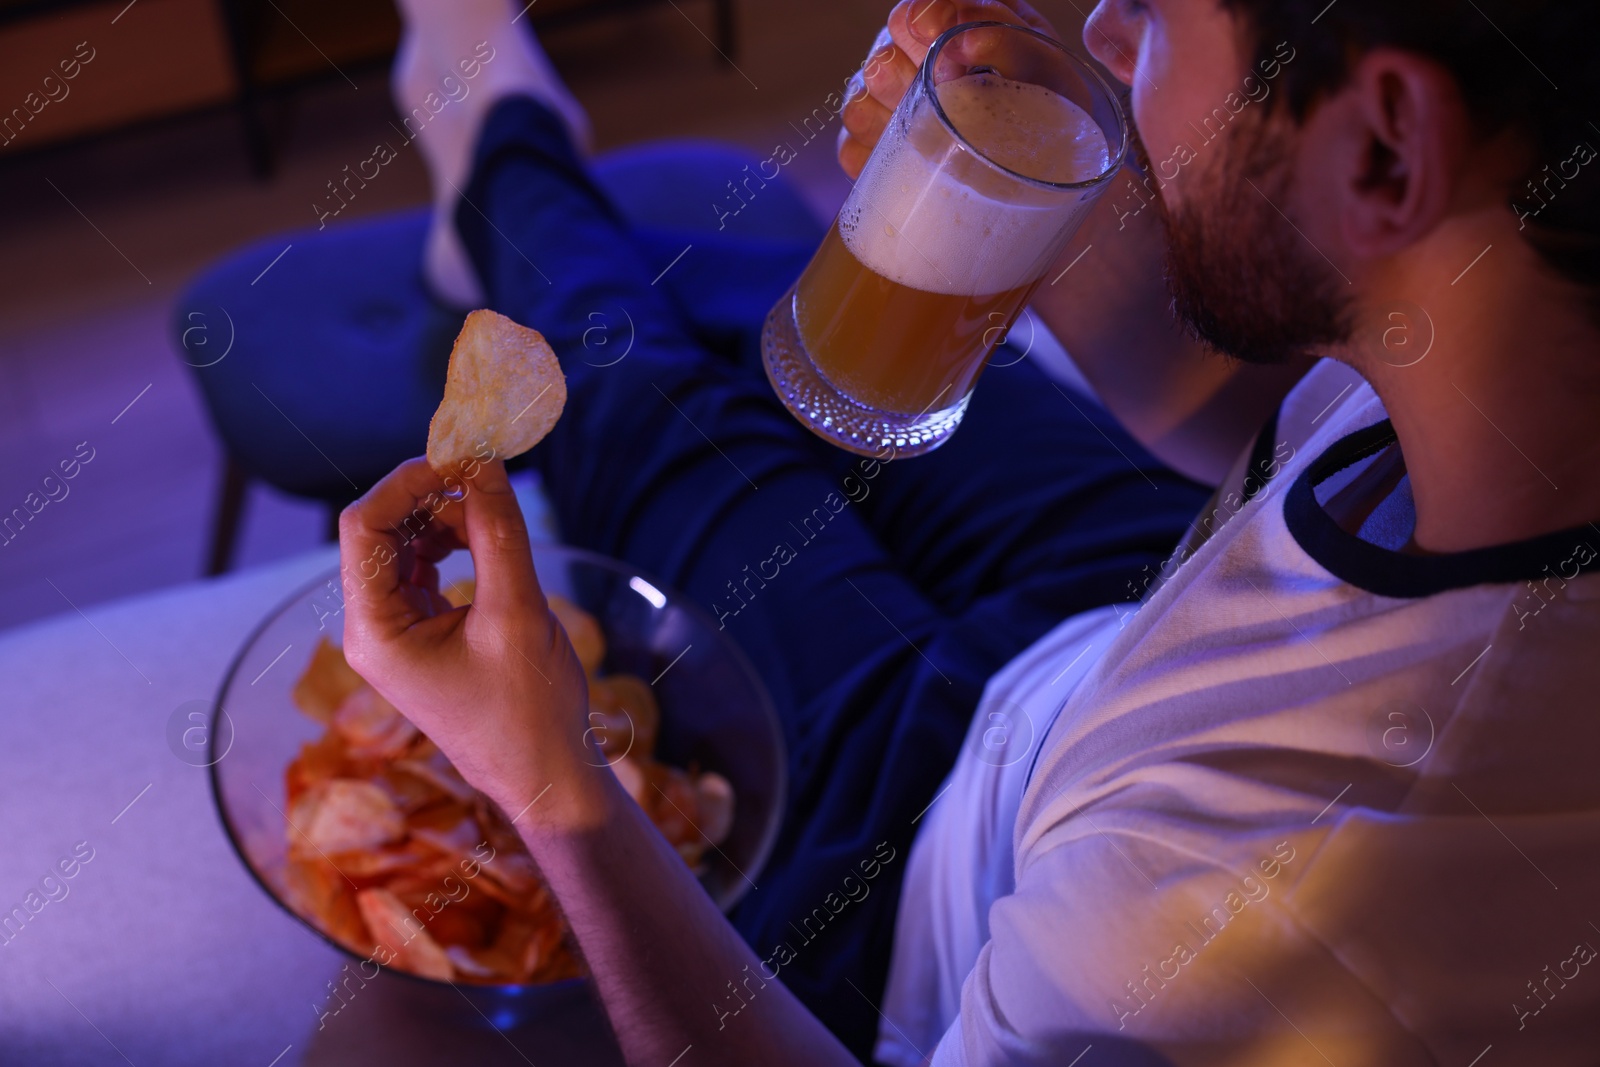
[921,20,1129,193]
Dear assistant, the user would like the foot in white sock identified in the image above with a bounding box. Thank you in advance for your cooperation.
[391,0,592,307]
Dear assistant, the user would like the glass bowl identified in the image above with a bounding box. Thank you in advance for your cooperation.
[208,542,785,1026]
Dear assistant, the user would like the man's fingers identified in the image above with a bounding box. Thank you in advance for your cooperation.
[837,129,872,181]
[837,18,922,179]
[878,0,1057,119]
[892,0,957,55]
[339,456,550,658]
[843,0,1061,190]
[339,458,467,632]
[862,42,919,112]
[459,459,547,625]
[891,0,1052,61]
[840,91,892,146]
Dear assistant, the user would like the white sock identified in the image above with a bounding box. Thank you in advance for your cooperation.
[391,0,592,307]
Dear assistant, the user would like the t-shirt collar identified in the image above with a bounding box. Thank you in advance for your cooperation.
[1284,419,1600,598]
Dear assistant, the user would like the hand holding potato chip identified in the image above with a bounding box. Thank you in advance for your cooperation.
[339,457,595,829]
[330,309,734,987]
[342,307,585,825]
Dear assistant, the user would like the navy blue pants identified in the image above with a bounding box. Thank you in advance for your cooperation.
[457,98,1210,1058]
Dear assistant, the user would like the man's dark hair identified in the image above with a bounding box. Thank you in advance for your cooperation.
[1224,0,1600,307]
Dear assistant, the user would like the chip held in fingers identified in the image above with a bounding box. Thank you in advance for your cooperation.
[426,309,567,474]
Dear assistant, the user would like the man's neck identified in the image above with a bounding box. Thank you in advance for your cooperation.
[1341,225,1600,555]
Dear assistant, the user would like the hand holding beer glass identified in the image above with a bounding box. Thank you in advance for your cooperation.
[762,21,1127,456]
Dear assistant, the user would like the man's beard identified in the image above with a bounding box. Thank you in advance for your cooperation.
[1147,113,1352,365]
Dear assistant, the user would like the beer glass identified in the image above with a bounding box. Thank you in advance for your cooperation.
[762,21,1127,457]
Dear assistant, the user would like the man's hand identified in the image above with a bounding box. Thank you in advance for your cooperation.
[339,457,858,1067]
[838,0,1057,179]
[337,456,601,831]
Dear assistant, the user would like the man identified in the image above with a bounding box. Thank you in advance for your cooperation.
[343,0,1600,1063]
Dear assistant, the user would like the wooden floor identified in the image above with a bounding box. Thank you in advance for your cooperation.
[0,0,1089,633]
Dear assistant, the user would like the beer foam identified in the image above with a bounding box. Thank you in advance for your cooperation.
[841,74,1111,296]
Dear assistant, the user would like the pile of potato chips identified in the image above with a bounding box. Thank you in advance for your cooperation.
[281,586,734,985]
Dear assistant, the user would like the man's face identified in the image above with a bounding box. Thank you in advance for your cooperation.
[1084,0,1352,364]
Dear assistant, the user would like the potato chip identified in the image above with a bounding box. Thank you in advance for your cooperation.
[387,881,496,948]
[330,843,429,881]
[292,638,366,723]
[391,747,477,806]
[608,756,649,807]
[333,687,418,759]
[426,309,567,474]
[290,779,405,856]
[463,865,525,910]
[473,797,527,859]
[409,817,483,864]
[550,595,605,675]
[445,944,503,981]
[648,764,700,848]
[286,733,351,806]
[284,856,370,953]
[588,673,658,758]
[482,908,575,984]
[381,858,466,901]
[477,849,542,899]
[676,840,709,872]
[356,887,455,981]
[696,772,735,846]
[377,761,446,814]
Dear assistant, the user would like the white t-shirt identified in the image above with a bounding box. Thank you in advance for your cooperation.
[878,359,1600,1066]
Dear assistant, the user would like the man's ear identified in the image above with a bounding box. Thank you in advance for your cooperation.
[1337,49,1473,259]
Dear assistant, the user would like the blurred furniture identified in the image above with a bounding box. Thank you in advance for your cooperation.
[175,138,823,574]
[0,0,737,172]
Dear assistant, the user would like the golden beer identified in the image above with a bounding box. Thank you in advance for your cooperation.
[797,225,1041,416]
[762,22,1126,456]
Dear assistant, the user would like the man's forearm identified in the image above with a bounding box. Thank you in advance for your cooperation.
[512,771,857,1067]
